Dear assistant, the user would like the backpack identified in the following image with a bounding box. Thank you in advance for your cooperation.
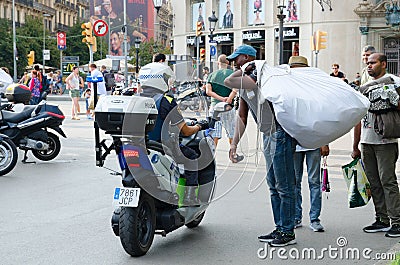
[104,73,115,91]
[41,74,49,92]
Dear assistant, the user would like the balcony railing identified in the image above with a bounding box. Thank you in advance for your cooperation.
[32,2,56,16]
[15,0,33,7]
[57,23,70,31]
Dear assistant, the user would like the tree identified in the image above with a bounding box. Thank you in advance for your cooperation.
[130,38,171,68]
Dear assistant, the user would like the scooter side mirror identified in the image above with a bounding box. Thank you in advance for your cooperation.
[213,102,232,112]
[41,92,48,101]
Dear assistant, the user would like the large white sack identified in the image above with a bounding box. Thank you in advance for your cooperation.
[255,61,370,149]
[0,69,13,94]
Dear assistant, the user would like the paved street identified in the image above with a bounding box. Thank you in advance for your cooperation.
[0,98,399,265]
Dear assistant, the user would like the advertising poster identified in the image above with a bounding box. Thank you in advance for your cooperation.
[192,2,206,31]
[90,0,155,56]
[248,0,264,26]
[285,0,300,22]
[219,0,234,29]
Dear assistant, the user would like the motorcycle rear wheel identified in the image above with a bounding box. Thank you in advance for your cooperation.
[0,138,18,176]
[119,192,156,257]
[32,132,61,161]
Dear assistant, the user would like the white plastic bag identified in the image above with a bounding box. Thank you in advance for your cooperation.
[255,61,370,148]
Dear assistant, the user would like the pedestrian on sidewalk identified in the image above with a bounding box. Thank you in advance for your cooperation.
[360,45,376,85]
[330,63,346,81]
[65,66,81,120]
[206,54,237,147]
[29,70,41,105]
[352,53,400,238]
[288,56,330,233]
[83,88,92,120]
[225,45,297,247]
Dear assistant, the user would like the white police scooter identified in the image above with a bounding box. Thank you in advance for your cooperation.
[93,81,231,256]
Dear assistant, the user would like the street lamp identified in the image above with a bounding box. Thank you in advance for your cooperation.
[43,13,51,75]
[12,0,17,82]
[135,37,141,75]
[277,0,286,64]
[153,0,162,13]
[208,11,218,72]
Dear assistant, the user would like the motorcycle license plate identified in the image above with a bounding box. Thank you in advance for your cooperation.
[113,187,141,207]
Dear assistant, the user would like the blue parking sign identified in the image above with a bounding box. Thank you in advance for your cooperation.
[210,45,217,56]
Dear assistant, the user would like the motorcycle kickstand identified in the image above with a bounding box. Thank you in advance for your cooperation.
[21,150,36,164]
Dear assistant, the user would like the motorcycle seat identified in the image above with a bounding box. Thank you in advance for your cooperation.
[2,105,37,123]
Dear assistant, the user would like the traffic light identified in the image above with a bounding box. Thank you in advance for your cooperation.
[27,51,35,66]
[315,30,327,51]
[200,48,206,62]
[196,21,203,37]
[81,22,93,45]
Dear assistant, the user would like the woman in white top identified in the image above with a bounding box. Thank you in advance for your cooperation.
[65,66,81,120]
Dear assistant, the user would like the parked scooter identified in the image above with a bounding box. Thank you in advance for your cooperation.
[0,91,66,163]
[176,85,210,112]
[0,131,18,176]
[94,94,231,257]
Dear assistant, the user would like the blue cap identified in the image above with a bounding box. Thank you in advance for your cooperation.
[227,45,257,61]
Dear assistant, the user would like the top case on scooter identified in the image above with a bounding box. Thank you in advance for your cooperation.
[95,95,158,135]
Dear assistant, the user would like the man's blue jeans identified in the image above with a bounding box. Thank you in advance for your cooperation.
[263,127,296,234]
[293,149,322,223]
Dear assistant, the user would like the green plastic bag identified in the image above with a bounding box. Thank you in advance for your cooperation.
[342,158,371,208]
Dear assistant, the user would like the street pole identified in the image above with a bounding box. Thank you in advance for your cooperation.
[123,0,128,88]
[89,45,93,64]
[12,0,17,82]
[196,36,200,82]
[277,5,286,65]
[108,16,111,56]
[209,34,213,73]
[43,16,46,75]
[315,51,319,68]
[136,48,139,74]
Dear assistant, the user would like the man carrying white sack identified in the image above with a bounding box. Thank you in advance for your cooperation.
[225,55,370,247]
[352,53,400,238]
[225,59,297,247]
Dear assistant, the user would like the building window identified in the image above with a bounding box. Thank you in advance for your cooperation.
[4,6,7,19]
[384,38,400,76]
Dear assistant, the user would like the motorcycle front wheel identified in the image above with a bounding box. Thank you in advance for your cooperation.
[32,132,61,161]
[119,192,156,257]
[0,138,18,176]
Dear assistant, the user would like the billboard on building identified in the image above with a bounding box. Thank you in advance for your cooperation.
[248,0,264,26]
[285,0,299,22]
[192,2,206,31]
[90,0,155,56]
[219,0,234,29]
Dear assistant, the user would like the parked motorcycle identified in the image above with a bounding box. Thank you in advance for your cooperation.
[94,95,231,257]
[176,83,210,112]
[0,94,66,163]
[0,133,18,176]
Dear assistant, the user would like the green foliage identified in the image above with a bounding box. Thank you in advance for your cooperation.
[0,17,164,78]
[130,38,172,68]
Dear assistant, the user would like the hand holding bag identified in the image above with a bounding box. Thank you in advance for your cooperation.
[321,156,330,193]
[342,158,371,208]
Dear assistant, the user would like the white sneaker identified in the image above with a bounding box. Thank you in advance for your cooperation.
[310,221,324,232]
[294,220,302,228]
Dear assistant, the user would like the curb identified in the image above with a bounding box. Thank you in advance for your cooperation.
[47,95,84,101]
